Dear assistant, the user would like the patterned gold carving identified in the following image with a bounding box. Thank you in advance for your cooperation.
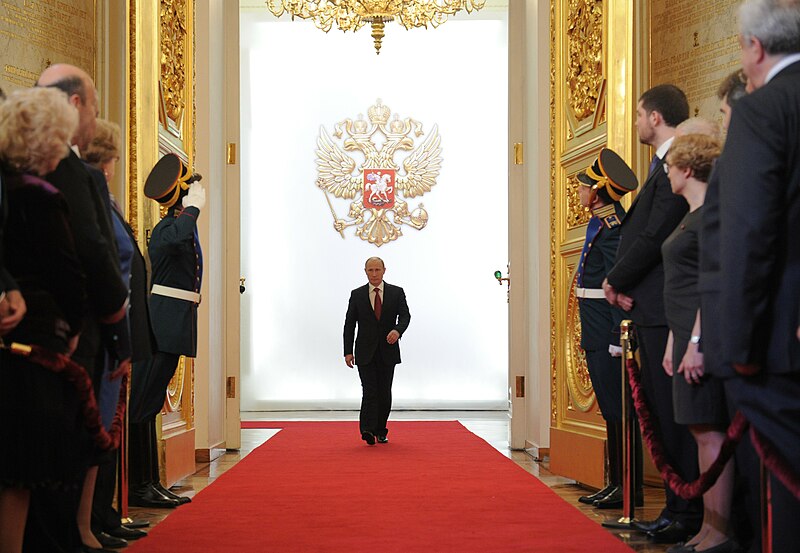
[566,0,603,122]
[166,356,186,411]
[565,269,594,412]
[128,2,139,239]
[160,0,187,134]
[550,0,558,424]
[566,173,591,229]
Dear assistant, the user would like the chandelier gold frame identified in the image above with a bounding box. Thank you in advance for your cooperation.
[266,0,486,54]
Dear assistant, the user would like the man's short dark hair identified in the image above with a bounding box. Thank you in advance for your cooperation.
[716,70,747,107]
[639,84,689,128]
[40,75,86,103]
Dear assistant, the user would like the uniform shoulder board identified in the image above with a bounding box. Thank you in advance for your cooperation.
[593,204,620,228]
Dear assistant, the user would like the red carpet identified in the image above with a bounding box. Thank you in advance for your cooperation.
[128,421,633,552]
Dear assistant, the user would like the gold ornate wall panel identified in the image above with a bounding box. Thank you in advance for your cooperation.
[128,0,196,485]
[0,0,95,92]
[550,0,613,487]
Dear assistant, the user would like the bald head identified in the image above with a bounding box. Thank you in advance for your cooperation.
[675,117,722,142]
[37,64,98,151]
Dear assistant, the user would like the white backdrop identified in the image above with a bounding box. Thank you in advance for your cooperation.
[240,9,509,410]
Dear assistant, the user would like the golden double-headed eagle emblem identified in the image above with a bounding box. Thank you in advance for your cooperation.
[316,99,443,246]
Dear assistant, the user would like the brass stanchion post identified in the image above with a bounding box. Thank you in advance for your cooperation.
[603,319,636,529]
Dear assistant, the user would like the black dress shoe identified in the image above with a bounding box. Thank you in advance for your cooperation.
[376,435,388,443]
[105,525,146,540]
[95,532,127,549]
[593,487,645,509]
[129,485,181,508]
[632,515,672,534]
[361,431,375,445]
[122,519,150,529]
[154,482,191,504]
[81,546,117,553]
[578,484,615,505]
[649,520,699,544]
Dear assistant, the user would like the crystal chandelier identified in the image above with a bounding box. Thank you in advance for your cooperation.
[266,0,486,54]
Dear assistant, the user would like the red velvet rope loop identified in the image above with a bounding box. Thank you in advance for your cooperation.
[10,344,126,451]
[625,356,800,501]
[625,357,747,499]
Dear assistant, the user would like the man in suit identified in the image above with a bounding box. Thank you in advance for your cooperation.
[129,153,205,508]
[27,63,130,553]
[574,149,642,510]
[709,1,800,550]
[602,84,703,543]
[344,257,411,445]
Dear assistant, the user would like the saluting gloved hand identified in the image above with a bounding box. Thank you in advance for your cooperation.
[182,182,206,210]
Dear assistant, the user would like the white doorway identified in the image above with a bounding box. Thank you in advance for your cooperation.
[239,6,509,411]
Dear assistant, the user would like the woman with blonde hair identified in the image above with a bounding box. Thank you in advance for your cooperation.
[661,133,737,553]
[0,87,88,553]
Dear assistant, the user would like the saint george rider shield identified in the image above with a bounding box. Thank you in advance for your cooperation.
[363,169,396,209]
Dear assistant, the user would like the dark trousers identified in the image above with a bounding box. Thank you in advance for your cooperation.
[357,349,395,437]
[128,418,160,492]
[92,451,122,533]
[725,374,800,553]
[129,352,180,423]
[637,325,703,525]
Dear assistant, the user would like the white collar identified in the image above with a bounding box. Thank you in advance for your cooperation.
[655,136,675,160]
[371,282,384,294]
[765,53,800,84]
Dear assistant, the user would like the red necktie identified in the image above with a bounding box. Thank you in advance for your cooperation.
[373,288,382,320]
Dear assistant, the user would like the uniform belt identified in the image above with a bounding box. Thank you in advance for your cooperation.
[575,287,606,300]
[151,284,201,304]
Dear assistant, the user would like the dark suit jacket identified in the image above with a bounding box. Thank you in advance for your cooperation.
[717,60,800,375]
[120,212,156,363]
[0,168,18,295]
[343,281,410,366]
[45,150,127,318]
[606,152,688,326]
[147,206,202,356]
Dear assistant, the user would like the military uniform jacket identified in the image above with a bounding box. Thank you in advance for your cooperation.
[578,203,626,351]
[606,155,688,327]
[147,206,202,357]
[344,282,410,366]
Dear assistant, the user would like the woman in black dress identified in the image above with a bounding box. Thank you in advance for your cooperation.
[661,133,735,553]
[0,87,87,553]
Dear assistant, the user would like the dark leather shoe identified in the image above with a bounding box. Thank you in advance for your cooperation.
[649,520,698,544]
[95,532,127,549]
[105,525,146,540]
[129,485,181,508]
[154,482,191,504]
[361,431,375,445]
[376,435,388,443]
[593,487,645,509]
[578,484,615,505]
[81,546,117,553]
[122,519,150,529]
[632,515,672,534]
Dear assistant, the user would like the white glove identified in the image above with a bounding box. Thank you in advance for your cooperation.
[182,182,206,211]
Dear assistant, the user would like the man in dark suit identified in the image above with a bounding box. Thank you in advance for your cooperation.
[709,2,800,549]
[344,257,410,445]
[27,63,130,553]
[603,84,703,543]
[574,149,642,510]
[129,153,204,508]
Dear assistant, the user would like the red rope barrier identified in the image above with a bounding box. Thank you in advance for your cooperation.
[5,342,127,451]
[625,357,747,499]
[750,425,800,499]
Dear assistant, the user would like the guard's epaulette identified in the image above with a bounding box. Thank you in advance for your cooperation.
[594,204,621,229]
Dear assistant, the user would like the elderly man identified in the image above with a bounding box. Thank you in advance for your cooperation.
[706,1,800,550]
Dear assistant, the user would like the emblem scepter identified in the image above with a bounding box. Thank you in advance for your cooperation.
[322,189,345,239]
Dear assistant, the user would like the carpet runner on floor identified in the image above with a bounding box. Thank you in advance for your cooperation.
[128,421,633,552]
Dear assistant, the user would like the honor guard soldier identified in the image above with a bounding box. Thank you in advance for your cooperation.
[574,148,641,509]
[129,153,205,508]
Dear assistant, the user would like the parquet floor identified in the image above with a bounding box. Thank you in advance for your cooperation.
[128,411,671,552]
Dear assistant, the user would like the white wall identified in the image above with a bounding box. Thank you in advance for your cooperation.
[240,11,509,410]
